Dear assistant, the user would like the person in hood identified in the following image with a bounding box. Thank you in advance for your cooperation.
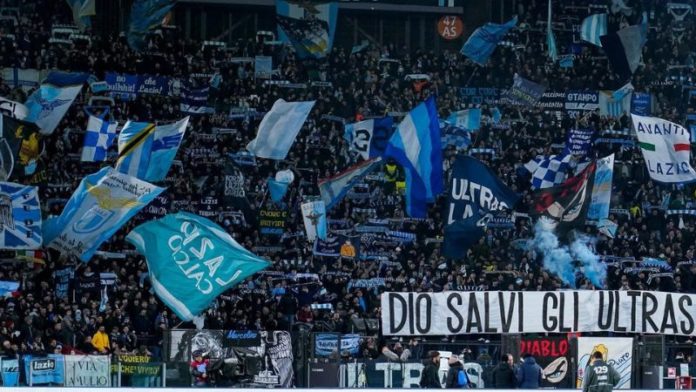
[445,355,470,388]
[582,351,620,392]
[420,350,442,388]
[492,354,517,388]
[517,353,542,389]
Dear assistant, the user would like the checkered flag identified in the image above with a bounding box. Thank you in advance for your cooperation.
[524,153,572,189]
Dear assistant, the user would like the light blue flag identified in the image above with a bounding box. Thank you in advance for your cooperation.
[547,0,558,61]
[126,212,270,320]
[24,81,83,135]
[116,117,189,182]
[43,166,164,262]
[318,157,382,209]
[384,96,444,218]
[581,14,607,47]
[587,154,614,221]
[446,109,481,131]
[612,82,634,101]
[461,16,517,66]
[267,178,290,205]
[559,55,574,68]
[301,200,327,241]
[0,182,42,249]
[127,0,176,51]
[145,117,189,181]
[0,281,19,296]
[246,99,315,160]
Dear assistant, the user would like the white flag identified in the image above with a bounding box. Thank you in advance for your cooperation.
[247,99,315,160]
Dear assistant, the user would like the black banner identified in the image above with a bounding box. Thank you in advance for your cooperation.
[520,337,571,388]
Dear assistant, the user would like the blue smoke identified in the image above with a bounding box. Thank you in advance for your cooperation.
[570,235,606,288]
[532,220,576,288]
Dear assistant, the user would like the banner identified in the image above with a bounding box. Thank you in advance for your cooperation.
[254,56,273,79]
[313,234,360,258]
[458,87,500,105]
[112,355,160,376]
[314,333,362,357]
[339,360,485,389]
[25,355,65,385]
[1,358,19,386]
[53,266,74,300]
[126,212,269,321]
[222,160,254,224]
[577,337,633,389]
[504,74,546,107]
[344,117,394,160]
[105,72,176,100]
[168,329,293,387]
[301,200,327,241]
[443,156,519,258]
[43,166,164,262]
[276,0,338,59]
[631,114,696,183]
[587,154,614,221]
[0,181,42,249]
[2,68,41,92]
[180,83,212,115]
[64,355,111,387]
[631,92,652,115]
[565,128,593,156]
[520,337,571,388]
[259,208,288,235]
[564,91,599,117]
[381,290,696,336]
[1,113,43,179]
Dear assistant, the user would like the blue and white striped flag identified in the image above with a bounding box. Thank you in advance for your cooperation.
[446,109,481,131]
[580,13,607,47]
[115,117,189,182]
[319,157,382,210]
[0,181,42,249]
[246,99,315,160]
[599,90,631,118]
[81,115,117,162]
[524,153,572,189]
[461,16,517,65]
[612,82,634,101]
[384,96,443,218]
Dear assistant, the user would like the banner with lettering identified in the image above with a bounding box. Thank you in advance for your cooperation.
[381,291,696,336]
[315,333,362,357]
[259,208,288,235]
[1,358,19,386]
[111,355,161,377]
[25,354,65,385]
[576,337,633,389]
[104,72,178,100]
[64,355,111,387]
[520,337,571,388]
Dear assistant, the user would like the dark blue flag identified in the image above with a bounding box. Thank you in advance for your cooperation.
[443,156,519,258]
[127,0,176,51]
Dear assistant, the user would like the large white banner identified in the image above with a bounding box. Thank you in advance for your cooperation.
[381,291,696,336]
[64,355,111,387]
[631,114,696,183]
[577,337,633,389]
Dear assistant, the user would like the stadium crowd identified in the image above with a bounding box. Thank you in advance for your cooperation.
[0,0,695,368]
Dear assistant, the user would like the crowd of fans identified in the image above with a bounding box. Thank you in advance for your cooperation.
[0,0,695,370]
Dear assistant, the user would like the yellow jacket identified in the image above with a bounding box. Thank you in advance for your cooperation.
[92,331,110,352]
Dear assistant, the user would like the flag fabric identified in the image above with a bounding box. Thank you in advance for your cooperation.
[446,109,481,131]
[127,0,176,51]
[0,281,19,296]
[559,55,574,68]
[0,182,42,249]
[246,99,315,160]
[115,117,189,182]
[587,154,614,221]
[440,123,472,149]
[267,178,290,205]
[180,83,213,115]
[301,201,327,241]
[491,107,502,124]
[443,156,519,258]
[0,97,28,120]
[505,74,547,107]
[565,128,594,157]
[612,82,635,101]
[532,161,597,233]
[547,0,558,61]
[81,115,117,162]
[343,117,394,160]
[0,114,42,179]
[525,153,572,189]
[276,0,338,59]
[126,212,270,321]
[24,73,84,135]
[384,96,444,218]
[580,14,607,46]
[222,160,254,225]
[599,90,632,118]
[631,114,696,183]
[254,56,273,79]
[43,166,164,261]
[66,0,95,30]
[319,157,382,210]
[460,16,517,65]
[16,249,45,264]
[600,25,645,81]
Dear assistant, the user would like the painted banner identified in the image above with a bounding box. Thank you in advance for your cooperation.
[64,355,111,387]
[576,337,633,389]
[631,114,696,183]
[382,290,696,336]
[520,337,571,388]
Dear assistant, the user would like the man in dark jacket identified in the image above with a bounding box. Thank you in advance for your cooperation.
[517,353,542,389]
[492,354,517,388]
[420,350,442,388]
[445,355,468,388]
[582,351,620,392]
